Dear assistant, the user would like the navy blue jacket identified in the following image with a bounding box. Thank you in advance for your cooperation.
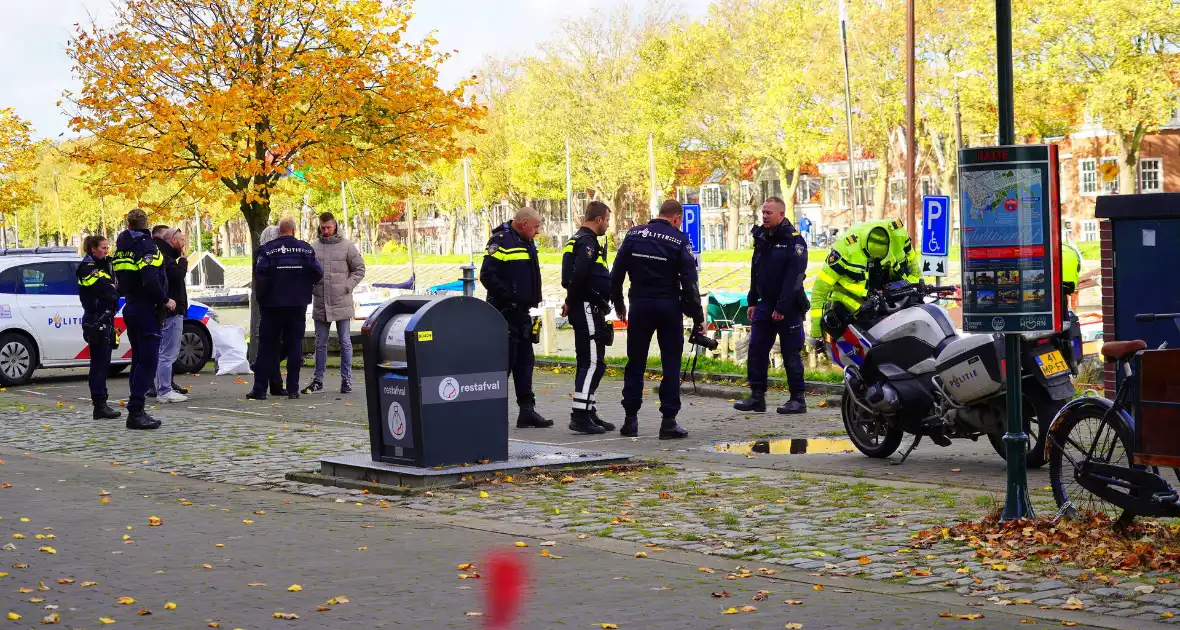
[76,255,118,322]
[254,235,323,308]
[112,228,168,306]
[154,237,189,317]
[610,218,704,323]
[479,221,542,310]
[561,227,611,309]
[748,220,809,323]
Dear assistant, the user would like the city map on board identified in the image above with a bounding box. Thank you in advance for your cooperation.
[959,167,1044,247]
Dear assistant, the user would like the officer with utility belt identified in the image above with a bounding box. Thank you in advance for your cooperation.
[611,199,703,439]
[734,197,810,414]
[247,218,322,400]
[112,208,172,430]
[480,207,552,429]
[77,234,121,421]
[562,201,615,435]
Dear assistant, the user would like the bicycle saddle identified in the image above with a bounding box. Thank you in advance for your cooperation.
[1101,340,1148,362]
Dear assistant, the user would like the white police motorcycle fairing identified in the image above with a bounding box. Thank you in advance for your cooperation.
[827,281,1078,467]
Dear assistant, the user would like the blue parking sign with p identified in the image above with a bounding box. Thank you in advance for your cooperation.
[922,196,951,256]
[682,203,701,254]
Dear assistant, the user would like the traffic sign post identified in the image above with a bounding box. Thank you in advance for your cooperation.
[681,203,702,269]
[920,195,951,278]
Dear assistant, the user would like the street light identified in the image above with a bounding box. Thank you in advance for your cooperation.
[52,171,63,247]
[838,0,858,222]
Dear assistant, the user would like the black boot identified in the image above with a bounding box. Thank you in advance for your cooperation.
[589,409,616,431]
[733,388,767,412]
[270,381,287,397]
[776,398,807,415]
[620,414,639,437]
[245,390,267,401]
[516,406,553,428]
[92,399,121,420]
[171,381,190,395]
[569,409,606,435]
[126,410,161,430]
[658,416,689,440]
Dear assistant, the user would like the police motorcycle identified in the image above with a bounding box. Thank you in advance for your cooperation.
[826,280,1081,467]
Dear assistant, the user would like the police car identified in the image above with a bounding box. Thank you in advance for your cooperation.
[0,247,216,386]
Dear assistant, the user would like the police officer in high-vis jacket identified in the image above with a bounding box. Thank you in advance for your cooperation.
[611,199,703,440]
[809,218,920,348]
[77,234,121,421]
[734,197,810,415]
[562,201,614,435]
[480,207,552,429]
[247,217,322,401]
[112,208,171,430]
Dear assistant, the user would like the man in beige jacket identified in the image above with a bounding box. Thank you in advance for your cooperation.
[302,211,366,394]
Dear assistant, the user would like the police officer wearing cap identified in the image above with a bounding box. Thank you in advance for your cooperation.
[480,207,552,429]
[734,197,810,414]
[611,199,703,439]
[562,200,615,435]
[112,208,171,430]
[247,217,322,401]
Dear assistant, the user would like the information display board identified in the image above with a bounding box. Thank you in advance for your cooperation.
[958,145,1062,334]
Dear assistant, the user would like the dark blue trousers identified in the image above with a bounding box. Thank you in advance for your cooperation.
[123,301,161,414]
[87,335,112,403]
[622,298,683,418]
[746,307,806,400]
[252,306,306,396]
[503,308,535,407]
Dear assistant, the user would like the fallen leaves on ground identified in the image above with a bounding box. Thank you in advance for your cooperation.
[599,624,618,629]
[1061,597,1084,610]
[634,552,647,558]
[99,617,116,624]
[147,516,162,527]
[812,585,824,591]
[711,591,731,598]
[785,624,804,629]
[698,567,714,573]
[41,612,60,624]
[784,600,804,605]
[514,542,528,548]
[287,584,302,592]
[324,596,349,605]
[116,597,135,605]
[912,511,1180,572]
[80,581,98,587]
[137,610,151,616]
[857,556,872,565]
[752,590,770,601]
[0,483,10,489]
[164,602,177,610]
[272,612,299,620]
[38,547,55,555]
[464,611,483,617]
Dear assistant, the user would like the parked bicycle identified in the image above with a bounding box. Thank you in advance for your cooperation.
[1047,312,1180,525]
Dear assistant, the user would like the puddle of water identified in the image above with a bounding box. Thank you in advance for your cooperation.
[713,438,856,455]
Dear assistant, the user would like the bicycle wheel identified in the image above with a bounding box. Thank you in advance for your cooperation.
[1048,406,1136,522]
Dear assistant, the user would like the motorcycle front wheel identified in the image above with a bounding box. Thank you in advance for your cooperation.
[842,389,904,458]
[987,384,1063,469]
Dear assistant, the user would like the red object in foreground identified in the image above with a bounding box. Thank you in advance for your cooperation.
[484,550,527,629]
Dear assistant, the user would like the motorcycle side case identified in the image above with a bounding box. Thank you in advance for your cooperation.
[935,334,1005,405]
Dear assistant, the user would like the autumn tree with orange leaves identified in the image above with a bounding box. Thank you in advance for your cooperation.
[65,0,482,247]
[0,109,40,224]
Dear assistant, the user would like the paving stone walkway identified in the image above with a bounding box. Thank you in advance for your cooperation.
[0,394,1175,627]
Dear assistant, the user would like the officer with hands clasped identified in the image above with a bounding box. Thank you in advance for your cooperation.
[77,234,122,421]
[611,199,703,440]
[562,200,615,435]
[480,207,553,429]
[733,197,810,414]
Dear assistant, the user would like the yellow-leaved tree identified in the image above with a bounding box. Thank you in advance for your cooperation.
[64,0,483,249]
[0,109,40,228]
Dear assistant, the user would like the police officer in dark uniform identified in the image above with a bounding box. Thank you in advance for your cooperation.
[611,199,703,439]
[77,234,121,420]
[480,207,552,429]
[112,208,170,430]
[734,197,810,414]
[248,217,322,400]
[562,201,614,435]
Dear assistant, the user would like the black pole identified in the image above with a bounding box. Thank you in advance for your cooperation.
[996,0,1033,522]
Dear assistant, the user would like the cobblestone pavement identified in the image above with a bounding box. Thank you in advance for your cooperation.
[15,368,1039,493]
[0,390,1167,627]
[0,449,1062,629]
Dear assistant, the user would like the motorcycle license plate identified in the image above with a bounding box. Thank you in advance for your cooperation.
[1035,350,1069,377]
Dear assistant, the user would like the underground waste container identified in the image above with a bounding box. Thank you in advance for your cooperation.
[360,295,509,467]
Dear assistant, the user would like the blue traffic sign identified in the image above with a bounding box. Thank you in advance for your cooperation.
[682,203,701,254]
[921,196,951,256]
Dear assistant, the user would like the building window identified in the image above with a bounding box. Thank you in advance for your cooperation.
[853,171,875,208]
[795,177,821,205]
[1079,159,1097,195]
[741,181,758,206]
[823,178,837,209]
[838,177,850,209]
[1080,219,1099,242]
[677,186,700,205]
[701,185,723,209]
[1140,158,1163,193]
[920,177,940,198]
[888,178,905,204]
[1101,157,1120,194]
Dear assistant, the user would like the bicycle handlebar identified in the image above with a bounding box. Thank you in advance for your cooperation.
[1135,313,1180,322]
